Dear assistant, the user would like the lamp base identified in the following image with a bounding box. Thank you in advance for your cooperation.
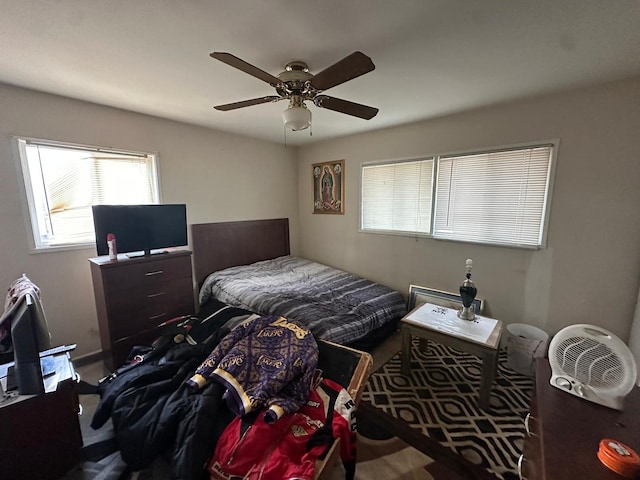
[457,305,476,321]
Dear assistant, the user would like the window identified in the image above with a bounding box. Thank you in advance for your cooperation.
[360,143,555,248]
[15,138,159,250]
[362,158,434,235]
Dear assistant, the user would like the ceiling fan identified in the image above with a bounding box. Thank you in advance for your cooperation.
[210,51,379,131]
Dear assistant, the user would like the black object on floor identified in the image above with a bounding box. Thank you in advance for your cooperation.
[76,379,99,394]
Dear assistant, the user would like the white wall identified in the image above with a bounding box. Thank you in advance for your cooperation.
[0,83,298,358]
[2,76,639,359]
[297,77,640,341]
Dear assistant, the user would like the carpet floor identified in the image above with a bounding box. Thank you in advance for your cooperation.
[65,336,533,479]
[361,339,535,480]
[65,402,487,480]
[356,401,499,480]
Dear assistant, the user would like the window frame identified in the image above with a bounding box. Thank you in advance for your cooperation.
[359,140,558,249]
[12,136,161,253]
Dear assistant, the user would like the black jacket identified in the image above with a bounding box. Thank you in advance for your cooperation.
[91,300,254,479]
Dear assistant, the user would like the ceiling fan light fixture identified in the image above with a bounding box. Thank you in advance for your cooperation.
[282,104,311,131]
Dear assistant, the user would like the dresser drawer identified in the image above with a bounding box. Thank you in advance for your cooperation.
[518,376,542,480]
[109,286,194,339]
[103,255,192,292]
[520,413,542,480]
[107,277,193,315]
[111,328,170,368]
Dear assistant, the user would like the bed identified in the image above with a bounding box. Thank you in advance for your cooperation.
[88,218,389,479]
[191,218,406,350]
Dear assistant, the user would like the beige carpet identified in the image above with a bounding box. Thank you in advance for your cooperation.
[67,392,475,480]
[356,436,437,479]
[357,400,498,480]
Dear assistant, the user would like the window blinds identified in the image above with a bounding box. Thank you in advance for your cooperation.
[361,158,434,234]
[22,141,157,247]
[433,146,553,247]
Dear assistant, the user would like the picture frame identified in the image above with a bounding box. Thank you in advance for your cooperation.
[313,160,344,214]
[407,284,484,314]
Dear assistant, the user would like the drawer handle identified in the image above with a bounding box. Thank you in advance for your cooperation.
[149,312,167,320]
[524,412,537,437]
[518,454,527,480]
[147,292,166,298]
[145,270,164,276]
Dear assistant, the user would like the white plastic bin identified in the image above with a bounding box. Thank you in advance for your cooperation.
[505,323,549,376]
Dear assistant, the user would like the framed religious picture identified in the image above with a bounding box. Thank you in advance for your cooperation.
[313,160,344,214]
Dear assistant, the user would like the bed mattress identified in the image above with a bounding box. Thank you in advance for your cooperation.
[199,256,406,345]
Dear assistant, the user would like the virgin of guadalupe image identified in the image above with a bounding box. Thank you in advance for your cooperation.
[321,166,334,206]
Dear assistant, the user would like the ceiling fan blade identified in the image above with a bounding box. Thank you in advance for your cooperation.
[214,96,282,111]
[310,51,375,91]
[313,95,378,120]
[210,52,282,86]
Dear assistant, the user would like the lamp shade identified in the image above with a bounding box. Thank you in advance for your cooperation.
[282,105,311,131]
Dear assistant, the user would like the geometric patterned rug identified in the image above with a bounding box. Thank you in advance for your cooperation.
[362,339,534,480]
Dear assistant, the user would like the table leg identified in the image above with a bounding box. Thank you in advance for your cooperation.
[400,326,412,376]
[478,350,499,410]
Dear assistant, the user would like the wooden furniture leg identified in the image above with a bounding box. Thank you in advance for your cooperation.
[400,325,413,376]
[479,349,499,410]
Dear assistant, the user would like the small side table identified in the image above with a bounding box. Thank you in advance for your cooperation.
[400,302,504,411]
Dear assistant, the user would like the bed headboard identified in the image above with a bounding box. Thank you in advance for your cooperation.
[191,218,290,289]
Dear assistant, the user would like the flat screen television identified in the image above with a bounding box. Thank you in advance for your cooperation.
[92,204,188,257]
[0,292,52,395]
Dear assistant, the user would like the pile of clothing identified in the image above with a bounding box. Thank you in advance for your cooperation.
[92,299,357,480]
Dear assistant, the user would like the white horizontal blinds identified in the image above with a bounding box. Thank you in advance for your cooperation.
[434,146,552,246]
[362,158,434,234]
[91,156,155,204]
[24,142,156,247]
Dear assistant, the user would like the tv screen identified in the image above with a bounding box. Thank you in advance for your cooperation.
[92,204,187,257]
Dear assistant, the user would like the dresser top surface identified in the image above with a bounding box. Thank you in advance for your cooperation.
[535,361,640,479]
[89,248,192,267]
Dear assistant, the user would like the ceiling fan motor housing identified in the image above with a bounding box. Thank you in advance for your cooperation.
[277,62,314,96]
[548,324,637,410]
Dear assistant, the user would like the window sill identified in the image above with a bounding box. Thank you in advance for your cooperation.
[29,243,96,255]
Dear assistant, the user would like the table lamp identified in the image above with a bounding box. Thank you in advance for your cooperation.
[458,258,477,321]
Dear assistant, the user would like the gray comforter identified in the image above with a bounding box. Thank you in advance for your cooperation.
[199,256,406,345]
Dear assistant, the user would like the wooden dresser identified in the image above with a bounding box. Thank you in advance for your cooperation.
[521,360,640,479]
[89,250,195,371]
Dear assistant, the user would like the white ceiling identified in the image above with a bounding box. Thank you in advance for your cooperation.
[1,1,639,146]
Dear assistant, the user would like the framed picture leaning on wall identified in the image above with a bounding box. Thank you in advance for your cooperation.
[407,284,484,314]
[313,160,344,214]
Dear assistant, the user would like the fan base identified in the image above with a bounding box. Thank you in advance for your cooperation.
[549,375,628,410]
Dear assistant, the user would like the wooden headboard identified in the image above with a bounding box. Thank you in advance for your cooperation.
[191,218,290,290]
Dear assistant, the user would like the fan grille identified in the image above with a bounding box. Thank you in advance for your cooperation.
[554,336,625,388]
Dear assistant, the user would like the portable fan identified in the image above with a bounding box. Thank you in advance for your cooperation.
[549,324,637,410]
